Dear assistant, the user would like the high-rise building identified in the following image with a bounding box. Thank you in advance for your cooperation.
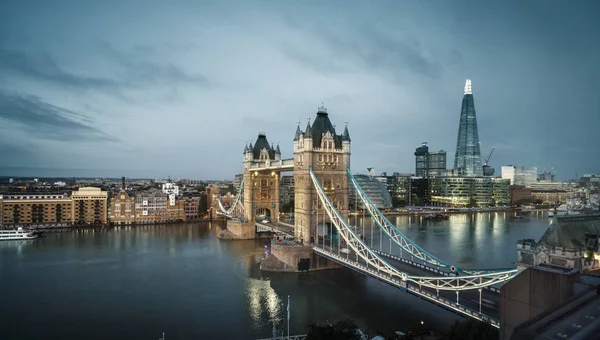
[501,165,538,187]
[414,143,429,177]
[414,142,447,178]
[427,151,447,177]
[453,79,483,177]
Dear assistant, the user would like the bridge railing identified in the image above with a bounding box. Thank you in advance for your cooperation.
[310,166,517,291]
[248,158,294,170]
[347,169,518,276]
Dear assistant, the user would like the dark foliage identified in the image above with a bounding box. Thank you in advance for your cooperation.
[306,319,362,340]
[448,319,498,340]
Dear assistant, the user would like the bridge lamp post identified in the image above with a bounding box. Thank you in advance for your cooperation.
[420,321,424,340]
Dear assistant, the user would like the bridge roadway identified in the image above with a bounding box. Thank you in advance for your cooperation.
[314,245,500,327]
[255,221,294,236]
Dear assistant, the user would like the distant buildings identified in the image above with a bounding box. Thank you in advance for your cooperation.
[375,172,412,207]
[414,143,447,178]
[161,180,180,197]
[0,177,203,228]
[429,177,510,207]
[350,174,393,209]
[516,214,600,272]
[280,175,294,207]
[72,187,108,225]
[453,79,483,177]
[501,165,538,186]
[1,192,73,227]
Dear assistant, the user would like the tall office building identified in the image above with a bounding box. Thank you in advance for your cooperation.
[414,143,429,177]
[414,142,447,178]
[501,165,538,187]
[453,79,483,177]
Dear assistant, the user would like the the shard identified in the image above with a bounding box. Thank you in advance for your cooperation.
[453,79,483,177]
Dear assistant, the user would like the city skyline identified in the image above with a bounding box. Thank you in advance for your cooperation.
[1,0,599,180]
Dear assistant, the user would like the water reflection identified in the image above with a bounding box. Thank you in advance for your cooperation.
[352,211,548,268]
[0,215,551,339]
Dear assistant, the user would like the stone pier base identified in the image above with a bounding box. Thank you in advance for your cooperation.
[218,220,255,240]
[261,242,340,272]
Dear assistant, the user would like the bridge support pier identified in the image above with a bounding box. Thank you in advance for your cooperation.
[261,242,339,272]
[218,220,256,240]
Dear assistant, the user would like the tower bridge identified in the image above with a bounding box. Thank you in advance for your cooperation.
[216,104,517,326]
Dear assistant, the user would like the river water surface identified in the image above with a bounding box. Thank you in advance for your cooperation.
[0,211,548,339]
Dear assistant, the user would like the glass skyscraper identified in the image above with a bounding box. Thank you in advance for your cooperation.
[453,79,483,177]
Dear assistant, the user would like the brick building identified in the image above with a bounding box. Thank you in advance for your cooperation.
[71,187,108,225]
[0,192,72,228]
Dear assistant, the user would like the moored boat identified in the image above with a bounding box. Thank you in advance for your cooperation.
[0,227,39,241]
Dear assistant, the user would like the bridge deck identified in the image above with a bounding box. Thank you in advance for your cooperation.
[256,222,293,236]
[313,246,500,327]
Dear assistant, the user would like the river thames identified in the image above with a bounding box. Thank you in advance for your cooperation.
[0,211,548,339]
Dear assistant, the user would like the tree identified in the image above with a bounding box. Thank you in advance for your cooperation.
[448,319,498,340]
[306,319,362,340]
[280,199,295,213]
[198,193,208,216]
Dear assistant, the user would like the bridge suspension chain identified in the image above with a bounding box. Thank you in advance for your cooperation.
[217,178,245,216]
[347,169,449,268]
[311,167,517,291]
[347,169,517,275]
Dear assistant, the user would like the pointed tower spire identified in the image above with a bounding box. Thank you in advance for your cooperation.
[464,79,472,95]
[293,121,302,141]
[342,121,351,141]
[243,143,248,153]
[305,117,312,138]
[276,143,281,154]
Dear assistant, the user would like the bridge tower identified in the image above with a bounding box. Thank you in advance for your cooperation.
[293,104,351,244]
[243,131,281,224]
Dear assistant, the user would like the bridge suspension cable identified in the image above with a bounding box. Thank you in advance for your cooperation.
[310,167,517,291]
[347,169,517,275]
[217,178,245,217]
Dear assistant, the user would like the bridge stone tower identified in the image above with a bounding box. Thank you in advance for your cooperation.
[293,105,351,244]
[242,132,281,224]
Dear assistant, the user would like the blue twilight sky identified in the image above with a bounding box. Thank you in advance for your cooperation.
[0,0,599,180]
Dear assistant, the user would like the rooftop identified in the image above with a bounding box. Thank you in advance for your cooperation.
[539,214,600,249]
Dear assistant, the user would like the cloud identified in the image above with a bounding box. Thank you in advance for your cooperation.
[0,91,118,142]
[0,46,120,90]
[95,40,210,87]
[0,42,210,100]
[280,18,446,80]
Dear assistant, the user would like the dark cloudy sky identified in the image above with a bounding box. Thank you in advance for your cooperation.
[0,0,598,180]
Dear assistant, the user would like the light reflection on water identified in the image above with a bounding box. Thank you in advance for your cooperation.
[0,213,549,339]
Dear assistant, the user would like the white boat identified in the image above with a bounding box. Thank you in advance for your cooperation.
[0,227,39,241]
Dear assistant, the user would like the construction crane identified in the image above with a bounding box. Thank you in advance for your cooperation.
[484,147,495,166]
[482,147,495,176]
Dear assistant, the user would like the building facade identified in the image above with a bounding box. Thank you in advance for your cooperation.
[134,189,185,224]
[453,79,483,177]
[516,214,600,273]
[414,143,447,178]
[181,194,201,220]
[501,165,538,187]
[350,174,393,210]
[293,105,351,244]
[161,181,180,197]
[430,177,510,207]
[108,190,135,225]
[71,187,108,225]
[1,193,73,227]
[510,185,533,205]
[414,143,428,177]
[242,132,282,222]
[280,175,295,209]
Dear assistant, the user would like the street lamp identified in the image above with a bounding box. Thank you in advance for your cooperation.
[420,321,424,340]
